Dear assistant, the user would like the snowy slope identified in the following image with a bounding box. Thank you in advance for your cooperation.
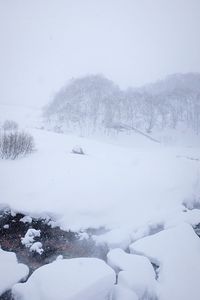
[0,104,42,128]
[0,118,200,232]
[1,104,200,300]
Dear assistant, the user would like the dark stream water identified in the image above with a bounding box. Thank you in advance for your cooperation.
[0,210,108,299]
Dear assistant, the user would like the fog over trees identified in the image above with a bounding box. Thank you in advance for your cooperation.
[44,73,200,135]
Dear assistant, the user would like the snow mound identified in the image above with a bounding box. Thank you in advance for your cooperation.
[107,248,157,299]
[72,145,84,155]
[12,258,115,300]
[112,285,138,300]
[130,223,200,300]
[0,249,29,296]
[94,228,132,250]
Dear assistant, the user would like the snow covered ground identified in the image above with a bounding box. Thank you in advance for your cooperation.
[1,125,200,233]
[1,104,200,299]
[130,223,200,300]
[0,249,29,296]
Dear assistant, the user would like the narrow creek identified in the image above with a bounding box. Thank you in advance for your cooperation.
[0,209,108,300]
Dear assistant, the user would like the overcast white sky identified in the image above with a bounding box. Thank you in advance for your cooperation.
[0,0,200,107]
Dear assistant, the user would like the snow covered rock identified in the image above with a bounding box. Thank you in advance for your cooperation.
[21,228,43,255]
[12,258,115,300]
[112,285,138,300]
[107,248,157,299]
[20,216,32,224]
[29,242,44,255]
[21,229,41,247]
[0,248,29,296]
[72,145,84,155]
[130,223,200,300]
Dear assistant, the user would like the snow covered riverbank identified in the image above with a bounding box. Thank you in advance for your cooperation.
[1,105,200,299]
[1,127,199,233]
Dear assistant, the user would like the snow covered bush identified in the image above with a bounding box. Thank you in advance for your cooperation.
[0,130,35,159]
[2,120,18,131]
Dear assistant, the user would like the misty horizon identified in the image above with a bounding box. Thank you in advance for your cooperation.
[1,0,200,108]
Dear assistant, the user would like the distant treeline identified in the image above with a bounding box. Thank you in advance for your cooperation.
[44,73,200,135]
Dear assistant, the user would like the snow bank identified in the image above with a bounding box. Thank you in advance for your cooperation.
[112,285,138,300]
[94,228,132,250]
[12,258,115,300]
[107,248,157,299]
[130,223,200,300]
[0,249,29,296]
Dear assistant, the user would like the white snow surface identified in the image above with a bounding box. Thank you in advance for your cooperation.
[1,104,200,300]
[12,258,115,300]
[1,126,199,233]
[112,285,138,300]
[130,223,200,300]
[0,249,29,296]
[107,248,157,299]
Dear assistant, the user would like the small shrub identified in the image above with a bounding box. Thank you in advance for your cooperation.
[0,131,35,160]
[2,120,18,131]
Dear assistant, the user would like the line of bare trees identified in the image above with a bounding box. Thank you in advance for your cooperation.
[43,74,200,135]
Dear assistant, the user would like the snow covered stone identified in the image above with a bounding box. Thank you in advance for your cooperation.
[21,229,41,248]
[112,285,138,300]
[12,258,115,300]
[29,242,44,255]
[72,145,84,155]
[0,248,29,296]
[130,223,200,300]
[107,248,157,299]
[20,216,32,224]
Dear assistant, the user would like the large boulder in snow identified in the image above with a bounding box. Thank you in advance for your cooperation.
[72,145,84,155]
[0,249,29,296]
[107,248,157,299]
[12,257,115,300]
[130,223,200,300]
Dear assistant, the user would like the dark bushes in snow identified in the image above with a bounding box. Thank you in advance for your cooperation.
[0,130,35,160]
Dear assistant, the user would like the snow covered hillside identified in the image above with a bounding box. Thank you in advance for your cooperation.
[1,104,200,299]
[0,106,199,232]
